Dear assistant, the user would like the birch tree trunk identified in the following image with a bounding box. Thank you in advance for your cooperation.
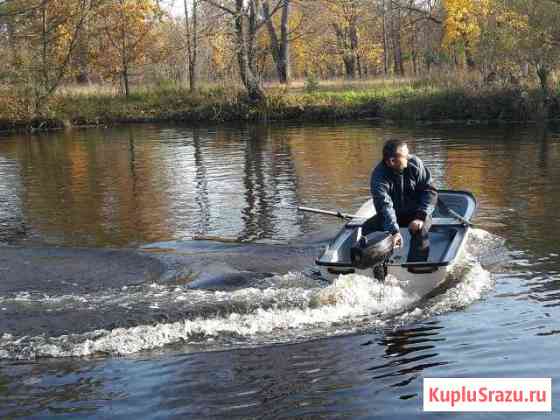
[184,0,198,92]
[234,0,265,101]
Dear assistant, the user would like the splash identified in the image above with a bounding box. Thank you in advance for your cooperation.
[0,229,504,359]
[0,275,414,359]
[397,228,501,323]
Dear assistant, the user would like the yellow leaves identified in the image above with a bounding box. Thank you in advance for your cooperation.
[0,89,34,120]
[208,31,233,78]
[495,10,528,38]
[442,0,490,50]
[359,44,383,68]
[94,0,162,78]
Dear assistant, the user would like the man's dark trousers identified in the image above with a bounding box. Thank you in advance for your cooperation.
[364,212,431,262]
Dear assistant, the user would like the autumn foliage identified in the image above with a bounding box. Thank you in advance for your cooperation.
[0,0,560,125]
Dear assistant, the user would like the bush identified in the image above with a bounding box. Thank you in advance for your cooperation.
[304,73,319,94]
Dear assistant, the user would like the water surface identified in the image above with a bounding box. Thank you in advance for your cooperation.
[0,121,559,418]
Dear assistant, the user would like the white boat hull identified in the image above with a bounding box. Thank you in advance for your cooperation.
[321,240,467,300]
[315,191,476,299]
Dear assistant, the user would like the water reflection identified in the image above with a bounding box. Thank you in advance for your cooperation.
[0,155,25,242]
[192,128,210,236]
[0,359,118,416]
[0,122,558,251]
[0,321,451,418]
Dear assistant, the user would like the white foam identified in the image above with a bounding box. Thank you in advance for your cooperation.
[395,229,498,323]
[428,256,494,316]
[1,274,416,359]
[0,229,502,359]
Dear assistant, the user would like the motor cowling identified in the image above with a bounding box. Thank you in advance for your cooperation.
[350,231,393,270]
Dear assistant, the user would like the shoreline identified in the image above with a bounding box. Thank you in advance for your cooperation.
[2,115,558,136]
[1,85,559,134]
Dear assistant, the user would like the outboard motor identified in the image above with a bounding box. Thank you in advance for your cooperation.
[350,231,393,280]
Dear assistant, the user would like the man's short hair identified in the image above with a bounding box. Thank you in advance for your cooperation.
[383,139,407,161]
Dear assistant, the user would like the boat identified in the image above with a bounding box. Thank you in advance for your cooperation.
[299,190,477,299]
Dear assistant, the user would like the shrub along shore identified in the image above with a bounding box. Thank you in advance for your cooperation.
[1,81,559,133]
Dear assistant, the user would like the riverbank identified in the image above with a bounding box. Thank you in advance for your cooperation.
[1,80,559,133]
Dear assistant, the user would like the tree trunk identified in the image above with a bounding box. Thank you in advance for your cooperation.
[357,55,362,78]
[381,0,388,75]
[75,29,91,84]
[35,4,50,112]
[6,18,19,65]
[41,5,49,93]
[342,54,356,79]
[536,63,550,120]
[536,64,549,94]
[247,0,258,77]
[411,23,417,76]
[184,0,198,92]
[123,64,130,98]
[122,21,129,97]
[390,1,404,76]
[234,0,265,101]
[349,18,359,78]
[263,0,290,84]
[333,22,356,79]
[278,0,290,83]
[464,40,476,69]
[191,0,198,91]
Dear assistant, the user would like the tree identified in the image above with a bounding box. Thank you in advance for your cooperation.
[184,0,199,92]
[389,0,405,75]
[474,0,560,91]
[95,0,163,97]
[203,0,263,101]
[203,0,287,101]
[0,0,49,18]
[442,0,489,69]
[321,0,366,79]
[503,0,560,93]
[263,0,290,84]
[1,0,96,112]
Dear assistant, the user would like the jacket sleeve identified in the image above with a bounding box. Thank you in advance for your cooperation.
[414,158,438,220]
[371,172,400,234]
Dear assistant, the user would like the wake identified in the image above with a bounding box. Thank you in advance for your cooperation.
[0,229,503,359]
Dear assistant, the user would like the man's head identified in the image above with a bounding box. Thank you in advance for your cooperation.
[382,139,409,172]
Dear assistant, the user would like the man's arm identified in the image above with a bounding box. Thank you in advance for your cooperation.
[414,158,438,221]
[371,173,399,234]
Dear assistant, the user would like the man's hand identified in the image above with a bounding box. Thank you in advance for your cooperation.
[408,219,424,234]
[392,232,403,248]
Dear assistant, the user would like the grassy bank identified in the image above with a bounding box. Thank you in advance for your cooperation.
[1,79,559,132]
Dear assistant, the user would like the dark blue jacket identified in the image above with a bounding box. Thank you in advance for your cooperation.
[370,154,437,234]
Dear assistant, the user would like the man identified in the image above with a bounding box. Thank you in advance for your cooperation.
[369,139,438,261]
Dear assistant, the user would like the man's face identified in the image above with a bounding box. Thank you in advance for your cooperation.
[387,144,409,172]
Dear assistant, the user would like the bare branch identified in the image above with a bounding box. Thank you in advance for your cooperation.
[0,0,51,18]
[200,0,235,15]
[256,0,284,29]
[391,0,442,25]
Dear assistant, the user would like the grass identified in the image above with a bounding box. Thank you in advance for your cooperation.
[1,77,559,132]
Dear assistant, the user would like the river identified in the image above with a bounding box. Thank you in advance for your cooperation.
[0,121,559,418]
